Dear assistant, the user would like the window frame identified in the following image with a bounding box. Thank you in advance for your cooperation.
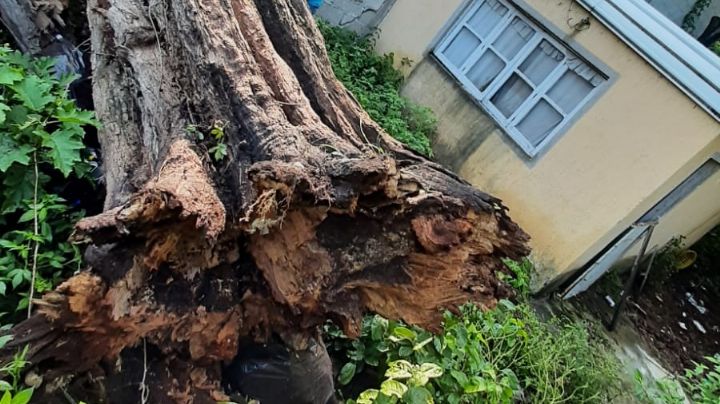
[433,0,607,157]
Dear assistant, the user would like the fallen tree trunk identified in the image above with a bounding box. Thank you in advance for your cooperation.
[1,0,529,402]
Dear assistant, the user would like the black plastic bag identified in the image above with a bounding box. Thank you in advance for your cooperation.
[224,337,337,404]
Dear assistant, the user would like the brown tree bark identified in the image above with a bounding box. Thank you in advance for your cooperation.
[1,0,529,402]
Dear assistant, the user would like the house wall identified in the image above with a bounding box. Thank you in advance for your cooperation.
[317,0,395,36]
[374,0,720,286]
[622,147,720,260]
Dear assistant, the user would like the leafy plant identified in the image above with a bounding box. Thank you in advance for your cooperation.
[0,45,96,321]
[353,360,442,404]
[186,121,229,162]
[326,300,621,403]
[0,337,33,404]
[498,258,532,296]
[633,370,685,404]
[318,21,436,156]
[683,354,720,403]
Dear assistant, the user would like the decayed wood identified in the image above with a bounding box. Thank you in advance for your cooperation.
[2,0,530,402]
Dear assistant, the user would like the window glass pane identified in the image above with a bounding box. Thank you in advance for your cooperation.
[520,40,564,86]
[443,28,481,69]
[517,99,563,146]
[547,70,595,114]
[467,0,508,38]
[467,50,505,91]
[490,73,532,117]
[493,17,534,60]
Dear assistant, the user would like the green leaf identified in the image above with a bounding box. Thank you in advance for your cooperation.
[0,282,5,296]
[380,379,408,398]
[0,381,10,392]
[413,337,433,351]
[338,362,356,385]
[385,360,413,380]
[0,391,11,404]
[10,388,33,404]
[390,326,417,342]
[419,363,443,379]
[371,316,388,341]
[0,102,10,124]
[0,334,12,349]
[450,370,468,386]
[398,345,412,357]
[356,389,379,404]
[17,209,34,223]
[12,76,53,111]
[0,65,23,85]
[402,386,433,404]
[2,167,36,214]
[0,137,33,172]
[41,128,84,177]
[11,273,23,289]
[463,376,488,394]
[55,108,98,126]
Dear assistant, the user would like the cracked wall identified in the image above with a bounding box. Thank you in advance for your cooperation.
[317,0,395,36]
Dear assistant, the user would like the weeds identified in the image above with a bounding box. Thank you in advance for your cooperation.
[326,300,620,403]
[318,21,436,156]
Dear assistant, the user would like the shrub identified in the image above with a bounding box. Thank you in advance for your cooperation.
[0,46,97,321]
[327,300,621,403]
[318,21,436,156]
[683,354,720,403]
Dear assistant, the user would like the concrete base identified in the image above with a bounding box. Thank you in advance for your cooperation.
[317,0,395,36]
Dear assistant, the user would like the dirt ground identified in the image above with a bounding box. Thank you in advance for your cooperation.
[575,227,720,374]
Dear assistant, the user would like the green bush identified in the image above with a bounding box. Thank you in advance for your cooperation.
[318,21,436,156]
[634,354,720,403]
[326,301,620,403]
[683,354,720,403]
[0,46,97,321]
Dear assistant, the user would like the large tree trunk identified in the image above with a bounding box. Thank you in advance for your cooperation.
[2,0,529,402]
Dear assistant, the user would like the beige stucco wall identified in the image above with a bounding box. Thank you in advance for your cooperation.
[375,0,720,286]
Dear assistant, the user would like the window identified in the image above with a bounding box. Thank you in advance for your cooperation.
[435,0,607,157]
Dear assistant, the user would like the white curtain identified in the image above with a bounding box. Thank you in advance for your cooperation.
[467,0,509,37]
[520,40,564,85]
[547,69,595,113]
[467,50,506,91]
[491,73,533,117]
[517,99,563,146]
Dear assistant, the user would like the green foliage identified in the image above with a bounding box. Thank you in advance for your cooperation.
[634,354,720,403]
[0,46,96,321]
[633,371,685,404]
[0,338,33,404]
[353,361,442,404]
[186,121,229,162]
[682,0,712,32]
[326,301,620,403]
[498,258,532,296]
[711,41,720,57]
[318,21,436,156]
[683,354,720,403]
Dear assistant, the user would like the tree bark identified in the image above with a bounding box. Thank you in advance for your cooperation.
[2,0,529,402]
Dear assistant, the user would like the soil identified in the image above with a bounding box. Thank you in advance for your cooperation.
[575,228,720,374]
